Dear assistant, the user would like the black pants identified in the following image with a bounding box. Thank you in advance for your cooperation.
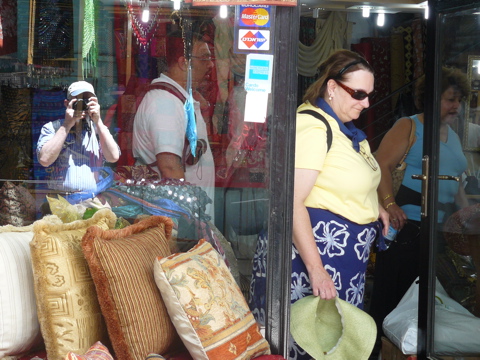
[369,219,421,338]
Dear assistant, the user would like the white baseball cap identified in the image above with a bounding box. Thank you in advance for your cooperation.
[67,81,96,99]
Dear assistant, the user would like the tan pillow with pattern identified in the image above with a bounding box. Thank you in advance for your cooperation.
[30,208,117,360]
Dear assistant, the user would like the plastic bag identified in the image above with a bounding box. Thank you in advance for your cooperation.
[383,277,480,355]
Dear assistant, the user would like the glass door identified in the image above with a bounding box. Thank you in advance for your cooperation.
[418,1,480,358]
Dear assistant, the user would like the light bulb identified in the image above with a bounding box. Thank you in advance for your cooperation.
[220,5,227,18]
[141,8,149,22]
[362,7,370,18]
[377,12,385,27]
[173,0,181,10]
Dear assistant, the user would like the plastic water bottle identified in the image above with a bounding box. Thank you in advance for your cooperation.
[385,225,398,241]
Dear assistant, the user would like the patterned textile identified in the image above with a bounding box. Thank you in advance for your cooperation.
[297,17,319,105]
[0,86,33,180]
[249,209,379,360]
[82,216,180,360]
[153,239,271,360]
[33,0,74,67]
[0,182,36,227]
[31,88,67,183]
[82,0,98,78]
[64,341,113,360]
[412,18,426,81]
[30,209,117,360]
[356,37,392,151]
[392,25,414,84]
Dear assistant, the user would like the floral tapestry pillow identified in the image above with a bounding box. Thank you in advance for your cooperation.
[30,209,117,360]
[153,239,271,360]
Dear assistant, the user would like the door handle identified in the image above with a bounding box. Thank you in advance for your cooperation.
[437,175,460,182]
[411,155,430,217]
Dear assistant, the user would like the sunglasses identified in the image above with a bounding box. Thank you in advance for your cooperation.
[336,80,376,101]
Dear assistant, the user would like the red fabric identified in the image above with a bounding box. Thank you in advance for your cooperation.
[0,0,17,55]
[17,348,47,360]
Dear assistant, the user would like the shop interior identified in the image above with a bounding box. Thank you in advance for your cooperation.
[0,0,480,359]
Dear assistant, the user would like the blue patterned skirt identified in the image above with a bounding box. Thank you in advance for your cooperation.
[249,208,380,360]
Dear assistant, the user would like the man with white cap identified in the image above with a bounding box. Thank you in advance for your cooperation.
[37,81,120,202]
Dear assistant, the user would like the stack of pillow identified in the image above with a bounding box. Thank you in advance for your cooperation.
[0,207,273,360]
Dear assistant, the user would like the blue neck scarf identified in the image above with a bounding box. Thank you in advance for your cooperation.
[316,98,367,152]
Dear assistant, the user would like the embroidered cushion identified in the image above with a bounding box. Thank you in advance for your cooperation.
[64,341,113,360]
[81,216,180,360]
[30,209,117,360]
[153,239,271,360]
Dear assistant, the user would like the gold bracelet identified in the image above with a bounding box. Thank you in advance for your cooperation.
[385,201,396,210]
[382,193,393,201]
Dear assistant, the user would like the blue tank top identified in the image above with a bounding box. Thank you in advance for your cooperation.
[401,114,467,221]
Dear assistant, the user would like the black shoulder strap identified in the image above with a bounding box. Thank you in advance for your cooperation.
[298,109,333,152]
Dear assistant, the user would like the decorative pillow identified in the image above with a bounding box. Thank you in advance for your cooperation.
[0,181,36,226]
[81,215,180,360]
[64,341,113,360]
[0,224,44,358]
[30,208,117,360]
[153,239,271,360]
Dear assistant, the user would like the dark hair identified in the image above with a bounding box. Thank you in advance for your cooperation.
[303,49,374,104]
[165,30,206,68]
[414,66,470,111]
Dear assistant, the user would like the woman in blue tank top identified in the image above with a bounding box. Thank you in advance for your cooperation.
[370,67,470,345]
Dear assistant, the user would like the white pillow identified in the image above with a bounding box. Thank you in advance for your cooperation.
[0,227,42,357]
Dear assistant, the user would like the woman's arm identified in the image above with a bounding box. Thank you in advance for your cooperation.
[375,117,414,230]
[293,168,337,300]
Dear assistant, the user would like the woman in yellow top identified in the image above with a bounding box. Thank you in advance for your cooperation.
[291,49,389,359]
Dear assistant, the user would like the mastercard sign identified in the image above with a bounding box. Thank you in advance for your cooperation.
[239,5,271,28]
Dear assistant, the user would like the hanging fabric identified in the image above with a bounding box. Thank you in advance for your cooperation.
[83,0,98,78]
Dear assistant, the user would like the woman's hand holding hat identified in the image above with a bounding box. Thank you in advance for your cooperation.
[309,265,337,300]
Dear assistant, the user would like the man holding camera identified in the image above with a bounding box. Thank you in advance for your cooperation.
[37,81,120,202]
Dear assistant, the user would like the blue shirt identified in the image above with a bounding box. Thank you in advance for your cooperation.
[401,114,467,221]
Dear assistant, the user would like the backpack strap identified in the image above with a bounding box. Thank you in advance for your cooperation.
[298,110,333,152]
[136,82,191,169]
[144,82,187,104]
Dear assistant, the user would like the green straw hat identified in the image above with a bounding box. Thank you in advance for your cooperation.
[290,296,377,360]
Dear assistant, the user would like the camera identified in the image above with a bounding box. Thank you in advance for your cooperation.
[73,99,88,117]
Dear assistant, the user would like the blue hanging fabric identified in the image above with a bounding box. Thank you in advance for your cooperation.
[184,58,197,156]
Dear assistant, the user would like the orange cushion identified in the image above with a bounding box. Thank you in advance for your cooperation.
[82,216,180,360]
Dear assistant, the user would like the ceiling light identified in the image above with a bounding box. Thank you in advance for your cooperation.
[377,12,385,26]
[141,0,150,22]
[362,7,370,18]
[173,0,180,10]
[219,5,227,18]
